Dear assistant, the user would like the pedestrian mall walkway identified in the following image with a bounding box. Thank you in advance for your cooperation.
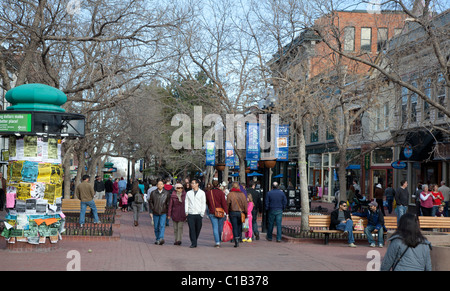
[0,201,387,271]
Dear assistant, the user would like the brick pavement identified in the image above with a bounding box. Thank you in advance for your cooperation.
[0,201,388,271]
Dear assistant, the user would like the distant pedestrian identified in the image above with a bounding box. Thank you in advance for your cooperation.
[120,190,128,212]
[112,178,119,208]
[246,181,261,240]
[132,188,145,226]
[149,180,171,245]
[94,175,105,200]
[243,193,254,243]
[164,178,173,226]
[104,177,114,207]
[168,183,187,245]
[185,179,206,248]
[384,183,395,214]
[380,213,432,271]
[374,183,385,216]
[205,180,228,248]
[75,175,99,227]
[395,180,409,223]
[118,177,127,194]
[431,184,444,217]
[420,184,433,216]
[227,182,248,247]
[438,181,450,217]
[265,182,287,243]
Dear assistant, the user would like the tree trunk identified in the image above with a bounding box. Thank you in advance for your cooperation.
[297,124,310,231]
[338,149,348,204]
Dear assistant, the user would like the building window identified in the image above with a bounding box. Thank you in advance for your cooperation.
[410,80,418,122]
[401,85,408,123]
[423,77,432,120]
[344,26,355,51]
[372,147,393,165]
[361,27,372,52]
[394,28,403,36]
[375,102,389,131]
[377,28,388,51]
[437,73,446,119]
[310,118,319,142]
[350,109,362,135]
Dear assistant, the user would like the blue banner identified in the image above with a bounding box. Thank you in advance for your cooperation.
[275,125,289,161]
[225,141,235,167]
[246,123,260,160]
[205,141,215,166]
[247,160,258,170]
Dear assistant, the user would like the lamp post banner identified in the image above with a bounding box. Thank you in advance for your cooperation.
[246,123,260,160]
[275,125,289,161]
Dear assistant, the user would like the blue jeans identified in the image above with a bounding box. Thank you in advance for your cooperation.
[267,209,283,241]
[336,220,354,244]
[80,200,99,224]
[105,192,113,207]
[395,205,408,224]
[365,225,383,245]
[112,193,118,208]
[153,214,166,241]
[208,214,224,244]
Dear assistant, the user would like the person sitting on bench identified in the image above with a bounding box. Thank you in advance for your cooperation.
[330,201,356,247]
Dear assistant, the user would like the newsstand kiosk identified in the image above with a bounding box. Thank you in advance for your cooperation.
[0,83,84,250]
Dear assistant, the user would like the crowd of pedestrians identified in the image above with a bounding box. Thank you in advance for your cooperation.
[79,175,287,248]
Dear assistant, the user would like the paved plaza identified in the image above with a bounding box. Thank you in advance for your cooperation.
[0,201,388,272]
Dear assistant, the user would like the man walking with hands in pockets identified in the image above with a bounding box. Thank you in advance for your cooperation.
[185,179,206,248]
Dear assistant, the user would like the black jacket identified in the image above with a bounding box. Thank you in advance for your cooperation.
[246,188,262,213]
[330,208,352,230]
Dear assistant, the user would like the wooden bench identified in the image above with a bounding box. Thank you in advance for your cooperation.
[309,215,397,244]
[418,216,450,232]
[61,199,107,214]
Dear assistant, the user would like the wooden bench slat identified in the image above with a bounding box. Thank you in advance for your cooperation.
[61,199,107,214]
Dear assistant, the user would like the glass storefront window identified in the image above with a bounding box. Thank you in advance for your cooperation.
[372,147,393,164]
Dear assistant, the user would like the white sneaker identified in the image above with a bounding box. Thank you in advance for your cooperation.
[349,243,357,248]
[378,244,384,248]
[370,243,376,247]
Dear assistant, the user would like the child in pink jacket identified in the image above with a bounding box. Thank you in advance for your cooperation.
[243,193,254,242]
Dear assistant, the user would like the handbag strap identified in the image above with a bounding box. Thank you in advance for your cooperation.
[392,246,409,271]
[210,190,216,208]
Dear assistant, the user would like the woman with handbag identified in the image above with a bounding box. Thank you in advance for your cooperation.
[380,213,432,271]
[227,182,248,248]
[206,180,228,248]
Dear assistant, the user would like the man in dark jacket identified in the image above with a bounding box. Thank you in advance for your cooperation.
[353,201,385,247]
[265,182,287,242]
[330,201,356,247]
[149,180,171,245]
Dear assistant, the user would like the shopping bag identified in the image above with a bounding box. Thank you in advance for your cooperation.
[242,218,249,232]
[222,219,233,242]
